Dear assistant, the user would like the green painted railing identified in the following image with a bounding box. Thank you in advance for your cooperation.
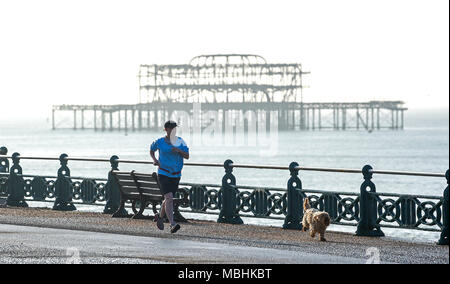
[0,146,448,245]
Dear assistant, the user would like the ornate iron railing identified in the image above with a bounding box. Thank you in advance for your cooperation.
[0,147,448,245]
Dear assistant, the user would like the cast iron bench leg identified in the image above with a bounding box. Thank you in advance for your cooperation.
[112,198,129,218]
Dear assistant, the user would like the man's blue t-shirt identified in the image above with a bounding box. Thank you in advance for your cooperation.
[150,137,189,178]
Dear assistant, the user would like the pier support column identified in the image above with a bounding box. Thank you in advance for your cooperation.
[73,110,77,130]
[291,110,295,130]
[52,109,56,130]
[132,110,135,132]
[356,108,360,130]
[391,110,395,130]
[305,108,309,130]
[312,108,315,130]
[94,108,97,132]
[81,110,85,130]
[101,111,105,132]
[401,110,404,130]
[342,108,346,130]
[371,107,375,131]
[377,108,380,130]
[365,108,369,131]
[118,111,121,131]
[300,104,305,130]
[124,110,128,133]
[333,108,336,130]
[336,108,340,130]
[110,111,113,131]
[396,110,399,130]
[318,109,322,131]
[138,110,142,131]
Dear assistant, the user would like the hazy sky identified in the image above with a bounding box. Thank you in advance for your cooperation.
[0,0,448,119]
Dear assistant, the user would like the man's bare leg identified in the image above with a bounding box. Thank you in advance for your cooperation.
[164,192,176,227]
[160,200,166,219]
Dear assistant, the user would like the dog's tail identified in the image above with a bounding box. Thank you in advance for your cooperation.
[303,198,311,211]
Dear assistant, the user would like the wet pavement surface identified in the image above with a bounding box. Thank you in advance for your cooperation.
[0,224,366,264]
[0,207,448,264]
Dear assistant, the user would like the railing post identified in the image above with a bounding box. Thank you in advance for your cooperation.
[6,152,28,207]
[438,169,449,245]
[217,159,243,225]
[283,162,303,230]
[356,165,384,237]
[0,147,9,197]
[53,154,76,211]
[0,146,9,173]
[103,155,127,215]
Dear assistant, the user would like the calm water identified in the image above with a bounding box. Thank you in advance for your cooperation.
[0,109,449,242]
[1,110,448,194]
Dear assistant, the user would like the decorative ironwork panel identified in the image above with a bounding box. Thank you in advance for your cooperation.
[0,177,7,197]
[31,177,47,201]
[371,193,443,230]
[80,179,98,204]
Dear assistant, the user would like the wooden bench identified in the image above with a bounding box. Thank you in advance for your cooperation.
[111,170,187,221]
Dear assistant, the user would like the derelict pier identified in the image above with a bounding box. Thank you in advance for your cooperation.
[52,54,407,132]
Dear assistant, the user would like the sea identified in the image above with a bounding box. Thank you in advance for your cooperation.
[0,108,448,243]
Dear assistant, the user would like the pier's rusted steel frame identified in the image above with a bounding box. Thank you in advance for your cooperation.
[52,54,407,131]
[139,54,305,104]
[52,101,407,131]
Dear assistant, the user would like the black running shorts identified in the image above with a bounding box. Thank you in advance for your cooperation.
[157,174,181,195]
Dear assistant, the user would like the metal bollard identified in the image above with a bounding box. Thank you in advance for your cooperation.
[217,159,243,225]
[283,162,303,230]
[6,152,28,207]
[438,170,449,245]
[53,154,76,211]
[104,155,127,215]
[356,165,385,237]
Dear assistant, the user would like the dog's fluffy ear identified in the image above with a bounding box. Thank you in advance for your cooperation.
[303,198,310,211]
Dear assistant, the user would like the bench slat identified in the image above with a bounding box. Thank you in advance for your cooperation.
[136,181,159,189]
[142,195,181,202]
[141,187,162,196]
[135,175,158,183]
[114,172,185,208]
[114,174,134,181]
[118,180,139,187]
[121,186,140,195]
[142,194,164,200]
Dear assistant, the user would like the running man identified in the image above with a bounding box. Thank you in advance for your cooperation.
[150,120,189,233]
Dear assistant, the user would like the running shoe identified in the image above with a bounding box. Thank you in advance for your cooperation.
[170,224,181,234]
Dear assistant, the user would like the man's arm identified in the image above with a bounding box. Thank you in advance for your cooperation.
[150,150,160,166]
[172,147,189,160]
